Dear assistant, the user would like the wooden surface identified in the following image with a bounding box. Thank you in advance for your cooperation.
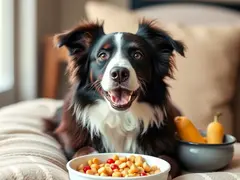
[42,36,68,99]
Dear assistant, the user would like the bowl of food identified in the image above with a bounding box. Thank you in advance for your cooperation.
[175,113,236,172]
[176,131,236,172]
[66,153,171,180]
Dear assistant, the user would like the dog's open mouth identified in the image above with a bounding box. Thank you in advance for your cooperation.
[103,88,139,111]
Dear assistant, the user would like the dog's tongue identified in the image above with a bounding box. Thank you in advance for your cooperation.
[109,90,131,106]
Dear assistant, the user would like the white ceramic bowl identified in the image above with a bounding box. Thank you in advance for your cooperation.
[66,153,171,180]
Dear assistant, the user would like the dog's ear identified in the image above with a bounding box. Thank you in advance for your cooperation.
[53,21,105,84]
[54,21,105,57]
[136,20,185,78]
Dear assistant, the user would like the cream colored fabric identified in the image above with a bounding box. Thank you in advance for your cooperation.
[225,143,240,173]
[165,24,240,135]
[85,1,240,136]
[174,172,240,180]
[0,99,68,180]
[135,4,240,25]
[85,1,139,34]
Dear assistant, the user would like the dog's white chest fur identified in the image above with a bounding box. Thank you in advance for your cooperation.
[76,100,164,153]
[102,112,139,152]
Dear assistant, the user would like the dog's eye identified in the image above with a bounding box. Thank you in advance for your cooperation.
[98,52,109,61]
[133,51,143,60]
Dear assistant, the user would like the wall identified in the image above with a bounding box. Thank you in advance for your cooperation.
[59,0,128,30]
[37,0,61,97]
[106,0,128,9]
[60,0,88,30]
[15,0,38,101]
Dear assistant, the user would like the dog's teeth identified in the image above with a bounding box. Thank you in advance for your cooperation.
[128,95,132,102]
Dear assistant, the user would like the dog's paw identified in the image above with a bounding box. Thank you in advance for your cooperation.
[73,146,98,158]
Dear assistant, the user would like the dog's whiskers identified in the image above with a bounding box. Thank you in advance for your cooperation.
[87,80,101,91]
[95,83,102,92]
[137,76,147,95]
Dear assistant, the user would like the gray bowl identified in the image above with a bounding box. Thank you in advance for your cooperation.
[176,130,236,172]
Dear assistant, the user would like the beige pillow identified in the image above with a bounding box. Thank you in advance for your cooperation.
[85,1,240,136]
[85,1,139,33]
[164,24,240,134]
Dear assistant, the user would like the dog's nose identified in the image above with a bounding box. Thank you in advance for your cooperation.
[110,67,130,83]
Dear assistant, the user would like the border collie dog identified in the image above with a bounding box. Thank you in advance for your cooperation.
[49,20,185,178]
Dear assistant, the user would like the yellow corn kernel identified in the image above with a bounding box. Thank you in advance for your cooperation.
[121,169,128,176]
[112,172,122,177]
[88,160,93,166]
[91,164,99,170]
[149,171,155,175]
[155,169,161,174]
[129,164,139,173]
[119,168,124,172]
[91,168,97,174]
[128,155,136,163]
[115,160,121,165]
[105,167,113,175]
[92,158,100,165]
[99,164,104,168]
[124,167,130,171]
[98,167,107,174]
[128,173,137,177]
[119,162,127,169]
[135,173,140,177]
[138,167,144,173]
[135,160,143,167]
[100,172,108,176]
[113,169,119,172]
[128,169,134,174]
[79,170,84,173]
[119,156,127,162]
[151,165,158,171]
[113,154,119,161]
[86,170,94,175]
[126,161,133,168]
[104,163,111,168]
[143,162,151,172]
[135,155,143,162]
[77,164,84,171]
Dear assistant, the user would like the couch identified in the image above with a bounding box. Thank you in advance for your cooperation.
[0,99,240,180]
[1,1,240,180]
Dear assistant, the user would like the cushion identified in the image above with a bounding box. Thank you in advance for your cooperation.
[85,1,240,137]
[174,172,240,180]
[0,99,68,180]
[135,3,240,25]
[165,24,240,135]
[85,1,139,34]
